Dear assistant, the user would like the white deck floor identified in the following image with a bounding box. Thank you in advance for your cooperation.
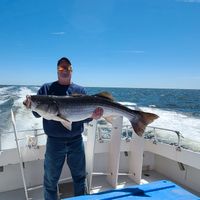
[1,170,198,200]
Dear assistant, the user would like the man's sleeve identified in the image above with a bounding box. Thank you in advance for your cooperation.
[82,118,93,124]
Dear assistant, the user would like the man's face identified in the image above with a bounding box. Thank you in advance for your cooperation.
[57,61,72,80]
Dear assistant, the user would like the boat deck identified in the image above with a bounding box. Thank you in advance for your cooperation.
[0,170,199,200]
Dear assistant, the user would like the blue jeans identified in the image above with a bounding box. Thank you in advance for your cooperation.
[44,135,86,200]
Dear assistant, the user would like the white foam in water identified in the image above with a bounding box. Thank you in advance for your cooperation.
[1,86,43,149]
[149,105,156,108]
[0,99,8,105]
[13,86,42,131]
[0,87,14,105]
[118,102,137,106]
[0,86,14,94]
[137,106,200,142]
[121,104,200,144]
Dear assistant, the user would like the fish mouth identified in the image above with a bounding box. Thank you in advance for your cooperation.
[23,95,32,108]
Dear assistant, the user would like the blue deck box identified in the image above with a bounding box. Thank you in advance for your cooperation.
[63,180,200,200]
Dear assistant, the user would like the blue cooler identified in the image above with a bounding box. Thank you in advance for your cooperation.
[63,180,200,200]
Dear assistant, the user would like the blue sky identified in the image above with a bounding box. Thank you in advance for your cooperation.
[0,0,200,89]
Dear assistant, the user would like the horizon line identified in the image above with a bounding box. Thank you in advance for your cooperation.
[0,84,199,90]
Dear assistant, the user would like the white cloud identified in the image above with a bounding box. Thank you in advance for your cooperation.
[178,0,200,3]
[187,76,200,79]
[50,32,65,35]
[118,50,145,54]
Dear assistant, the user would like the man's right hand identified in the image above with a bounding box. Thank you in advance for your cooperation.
[23,95,32,109]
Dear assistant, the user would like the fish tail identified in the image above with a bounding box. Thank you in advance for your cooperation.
[130,111,159,137]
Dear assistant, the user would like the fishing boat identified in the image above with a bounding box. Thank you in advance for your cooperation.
[0,110,199,200]
[1,0,200,198]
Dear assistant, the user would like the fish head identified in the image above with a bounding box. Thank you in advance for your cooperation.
[23,95,58,116]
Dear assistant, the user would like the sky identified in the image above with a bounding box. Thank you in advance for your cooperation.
[0,0,200,89]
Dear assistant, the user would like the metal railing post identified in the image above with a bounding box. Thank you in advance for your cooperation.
[11,109,29,200]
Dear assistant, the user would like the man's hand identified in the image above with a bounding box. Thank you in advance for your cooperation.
[91,107,103,120]
[23,95,32,109]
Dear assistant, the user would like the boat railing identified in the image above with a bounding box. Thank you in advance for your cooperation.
[1,124,184,152]
[0,128,45,151]
[146,126,184,151]
[0,128,44,136]
[95,123,184,151]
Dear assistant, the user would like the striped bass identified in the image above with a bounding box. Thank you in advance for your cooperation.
[23,92,159,136]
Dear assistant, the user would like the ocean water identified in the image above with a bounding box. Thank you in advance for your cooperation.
[0,85,200,151]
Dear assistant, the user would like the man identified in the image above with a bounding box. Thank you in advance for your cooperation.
[23,57,103,200]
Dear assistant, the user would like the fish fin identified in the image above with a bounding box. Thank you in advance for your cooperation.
[57,113,68,120]
[130,111,159,137]
[103,116,115,124]
[61,121,72,130]
[71,93,85,97]
[56,114,72,130]
[94,92,114,101]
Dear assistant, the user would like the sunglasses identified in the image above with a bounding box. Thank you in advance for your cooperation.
[58,66,73,72]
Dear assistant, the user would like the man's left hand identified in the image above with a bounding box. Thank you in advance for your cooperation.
[91,107,104,120]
